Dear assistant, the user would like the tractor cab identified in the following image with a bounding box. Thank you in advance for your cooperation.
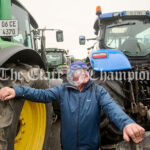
[94,10,150,57]
[45,48,69,75]
[79,8,150,71]
[0,0,47,68]
[0,0,38,49]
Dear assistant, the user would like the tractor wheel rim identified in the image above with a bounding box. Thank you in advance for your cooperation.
[14,101,46,150]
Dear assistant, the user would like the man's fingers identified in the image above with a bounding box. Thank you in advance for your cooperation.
[131,126,140,137]
[134,125,145,138]
[123,125,135,142]
[4,95,14,101]
[0,87,16,101]
[126,127,136,139]
[123,124,146,144]
[139,127,145,137]
[0,92,2,100]
[132,136,143,143]
[123,132,130,142]
[0,89,8,100]
[1,93,9,101]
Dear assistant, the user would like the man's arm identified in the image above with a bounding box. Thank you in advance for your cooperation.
[0,85,62,103]
[97,85,145,143]
[98,86,135,131]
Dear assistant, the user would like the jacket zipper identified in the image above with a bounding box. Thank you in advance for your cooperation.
[77,92,81,150]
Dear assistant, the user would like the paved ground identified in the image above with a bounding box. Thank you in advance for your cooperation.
[49,119,62,150]
[48,117,150,150]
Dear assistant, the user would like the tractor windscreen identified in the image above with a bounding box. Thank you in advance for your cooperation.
[46,52,63,66]
[104,19,150,56]
[11,3,32,48]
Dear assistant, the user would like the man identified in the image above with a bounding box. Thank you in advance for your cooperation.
[0,61,145,150]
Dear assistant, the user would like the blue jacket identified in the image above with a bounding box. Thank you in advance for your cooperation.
[13,80,135,150]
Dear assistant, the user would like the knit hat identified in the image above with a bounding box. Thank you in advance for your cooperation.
[67,61,89,86]
[69,61,89,74]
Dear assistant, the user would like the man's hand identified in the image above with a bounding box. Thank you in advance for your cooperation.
[123,123,145,143]
[0,87,16,101]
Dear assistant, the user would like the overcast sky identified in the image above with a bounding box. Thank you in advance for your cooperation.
[20,0,150,59]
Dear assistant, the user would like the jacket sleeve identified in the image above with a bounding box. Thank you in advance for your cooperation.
[97,85,135,131]
[12,85,62,103]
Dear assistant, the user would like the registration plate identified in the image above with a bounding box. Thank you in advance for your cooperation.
[0,20,18,36]
[126,11,147,16]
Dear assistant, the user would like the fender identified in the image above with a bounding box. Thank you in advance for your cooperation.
[89,49,132,71]
[0,46,45,69]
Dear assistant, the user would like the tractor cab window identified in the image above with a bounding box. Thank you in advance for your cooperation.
[104,19,150,56]
[11,3,32,48]
[46,52,63,66]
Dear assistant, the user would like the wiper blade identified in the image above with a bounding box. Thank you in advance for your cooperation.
[108,22,136,28]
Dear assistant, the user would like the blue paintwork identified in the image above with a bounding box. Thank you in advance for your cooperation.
[93,10,150,71]
[89,49,132,71]
[99,10,150,19]
[100,12,114,18]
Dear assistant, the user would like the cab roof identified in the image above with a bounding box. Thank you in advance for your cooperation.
[12,0,38,29]
[100,10,150,19]
[94,10,150,35]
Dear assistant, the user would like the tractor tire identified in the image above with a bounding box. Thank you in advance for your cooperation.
[49,79,63,150]
[49,79,63,118]
[0,63,53,150]
[95,79,126,146]
[96,80,126,106]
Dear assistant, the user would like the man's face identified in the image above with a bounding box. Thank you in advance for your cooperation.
[72,69,89,86]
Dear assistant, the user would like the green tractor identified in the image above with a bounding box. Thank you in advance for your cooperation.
[0,0,62,149]
[45,48,75,119]
[33,28,68,78]
[45,48,71,77]
[80,6,150,150]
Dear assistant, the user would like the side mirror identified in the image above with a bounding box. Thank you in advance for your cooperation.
[56,30,64,42]
[79,36,86,45]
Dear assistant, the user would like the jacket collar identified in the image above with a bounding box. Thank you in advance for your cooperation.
[65,80,94,91]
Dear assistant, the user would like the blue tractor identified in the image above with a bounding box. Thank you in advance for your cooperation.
[80,6,150,150]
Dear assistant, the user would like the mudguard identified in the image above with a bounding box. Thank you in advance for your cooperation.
[0,45,45,68]
[89,49,132,71]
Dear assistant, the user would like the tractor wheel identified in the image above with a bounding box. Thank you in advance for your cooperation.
[95,79,126,146]
[96,80,126,106]
[49,79,63,150]
[49,79,63,118]
[0,63,53,150]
